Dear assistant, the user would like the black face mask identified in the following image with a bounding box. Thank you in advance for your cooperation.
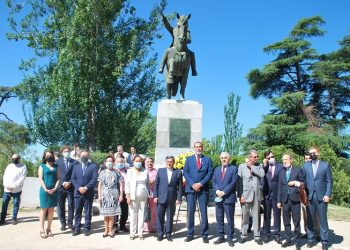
[46,156,55,163]
[310,153,318,161]
[12,158,19,164]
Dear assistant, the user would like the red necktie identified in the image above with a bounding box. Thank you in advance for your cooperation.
[196,156,201,169]
[221,166,226,180]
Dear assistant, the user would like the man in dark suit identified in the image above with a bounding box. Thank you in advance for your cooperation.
[56,146,78,231]
[303,146,332,250]
[183,141,213,243]
[154,155,183,242]
[126,146,136,166]
[277,154,304,250]
[212,152,238,247]
[71,150,98,236]
[262,150,283,244]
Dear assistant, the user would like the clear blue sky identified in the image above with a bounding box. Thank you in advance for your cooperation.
[1,0,350,155]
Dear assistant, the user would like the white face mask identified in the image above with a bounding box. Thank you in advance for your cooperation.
[268,158,276,165]
[63,152,70,159]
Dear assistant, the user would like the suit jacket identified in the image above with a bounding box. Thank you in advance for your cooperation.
[127,154,135,165]
[125,168,150,200]
[212,164,238,204]
[153,168,183,204]
[71,162,98,199]
[303,160,333,201]
[56,158,78,191]
[262,163,283,199]
[277,166,304,203]
[183,154,213,193]
[237,163,265,202]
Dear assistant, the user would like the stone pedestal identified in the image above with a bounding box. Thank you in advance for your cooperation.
[155,99,202,167]
[21,177,40,208]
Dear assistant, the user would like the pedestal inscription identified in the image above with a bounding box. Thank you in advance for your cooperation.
[169,118,191,148]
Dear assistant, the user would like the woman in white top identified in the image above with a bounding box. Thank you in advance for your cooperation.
[125,155,150,240]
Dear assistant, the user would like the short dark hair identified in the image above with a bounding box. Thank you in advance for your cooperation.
[105,155,115,162]
[165,155,175,161]
[264,150,272,159]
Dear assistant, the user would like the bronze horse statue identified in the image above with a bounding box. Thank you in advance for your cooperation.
[159,13,197,100]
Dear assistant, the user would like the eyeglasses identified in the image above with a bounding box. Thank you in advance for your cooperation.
[251,155,258,159]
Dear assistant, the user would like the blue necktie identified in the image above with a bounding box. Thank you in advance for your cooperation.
[82,164,87,176]
[65,160,68,172]
[286,167,291,181]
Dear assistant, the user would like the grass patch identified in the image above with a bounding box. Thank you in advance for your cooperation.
[328,204,350,222]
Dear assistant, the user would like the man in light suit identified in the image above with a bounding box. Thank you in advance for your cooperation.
[303,146,332,250]
[238,150,264,245]
[154,156,183,242]
[262,150,283,244]
[183,141,213,243]
[56,146,78,231]
[71,150,98,236]
[212,152,238,247]
[277,154,304,250]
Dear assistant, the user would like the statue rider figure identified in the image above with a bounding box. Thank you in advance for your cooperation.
[159,13,197,78]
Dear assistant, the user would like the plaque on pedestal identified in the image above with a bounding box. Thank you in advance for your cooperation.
[154,100,202,168]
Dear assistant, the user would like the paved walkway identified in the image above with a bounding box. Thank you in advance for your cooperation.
[0,210,349,250]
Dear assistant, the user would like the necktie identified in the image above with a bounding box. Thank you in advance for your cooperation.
[312,162,318,178]
[82,164,87,176]
[286,167,291,181]
[270,165,274,177]
[221,166,226,180]
[65,160,69,172]
[196,156,201,169]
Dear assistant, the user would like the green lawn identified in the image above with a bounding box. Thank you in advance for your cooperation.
[328,204,350,222]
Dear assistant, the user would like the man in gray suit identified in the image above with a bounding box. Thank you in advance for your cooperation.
[238,150,265,245]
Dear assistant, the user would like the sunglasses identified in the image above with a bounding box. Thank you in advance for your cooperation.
[267,156,275,160]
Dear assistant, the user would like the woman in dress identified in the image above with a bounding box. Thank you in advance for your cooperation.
[125,155,150,240]
[98,155,123,237]
[39,150,59,238]
[144,157,157,233]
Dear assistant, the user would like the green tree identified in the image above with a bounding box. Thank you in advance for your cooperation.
[223,92,242,155]
[7,0,166,151]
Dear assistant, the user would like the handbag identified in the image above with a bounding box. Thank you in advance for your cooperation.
[299,183,309,206]
[144,198,152,222]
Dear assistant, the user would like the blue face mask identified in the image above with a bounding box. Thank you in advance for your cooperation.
[106,162,113,169]
[115,163,125,169]
[134,162,142,169]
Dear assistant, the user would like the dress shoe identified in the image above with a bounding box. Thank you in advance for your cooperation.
[68,224,74,230]
[301,233,308,238]
[307,241,317,248]
[119,226,129,232]
[60,225,66,231]
[239,238,246,244]
[166,236,173,242]
[228,240,235,247]
[274,236,282,244]
[84,230,91,236]
[72,230,80,236]
[12,220,17,225]
[213,237,225,245]
[282,240,293,248]
[296,243,301,250]
[255,239,263,245]
[316,236,321,242]
[202,237,209,243]
[157,236,163,241]
[322,244,328,250]
[263,236,270,243]
[184,236,193,242]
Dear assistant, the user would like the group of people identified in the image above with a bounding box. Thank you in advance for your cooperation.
[0,142,332,250]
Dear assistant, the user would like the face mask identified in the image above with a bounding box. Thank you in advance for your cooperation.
[12,158,19,164]
[310,153,318,161]
[81,156,89,163]
[268,158,276,165]
[63,152,70,159]
[134,162,142,169]
[116,163,125,169]
[106,162,113,169]
[46,156,55,163]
